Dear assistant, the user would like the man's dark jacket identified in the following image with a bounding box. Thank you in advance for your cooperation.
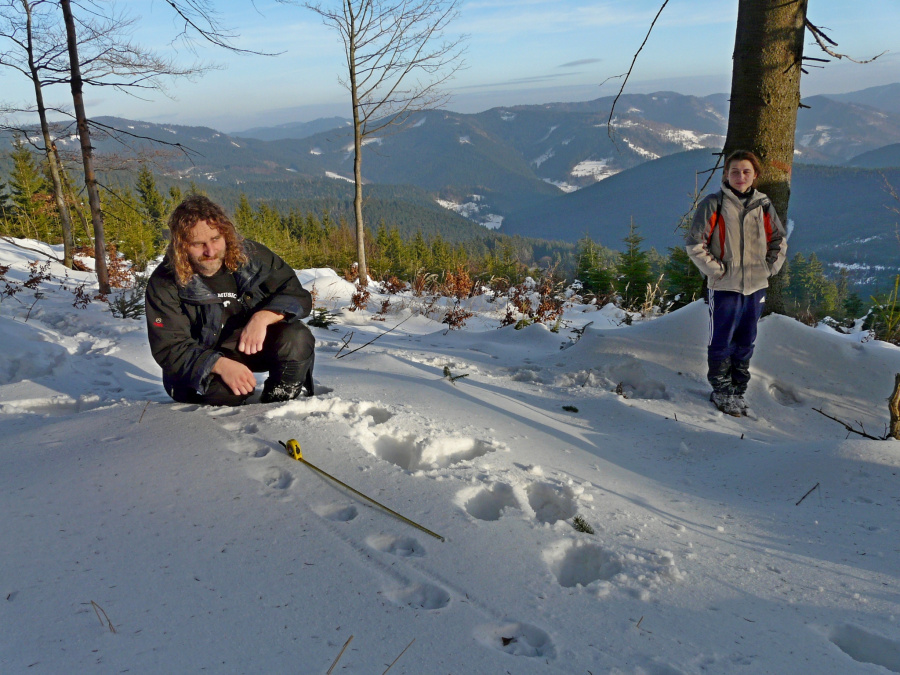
[145,240,312,394]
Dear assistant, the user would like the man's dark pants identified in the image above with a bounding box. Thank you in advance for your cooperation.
[166,321,315,406]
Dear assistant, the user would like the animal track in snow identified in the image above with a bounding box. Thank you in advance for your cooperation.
[474,622,555,658]
[384,582,449,610]
[527,482,577,523]
[266,396,392,426]
[223,420,261,436]
[363,432,502,471]
[603,356,668,400]
[206,407,239,418]
[828,624,900,673]
[505,367,548,384]
[260,468,292,490]
[769,381,803,406]
[460,482,520,521]
[543,541,623,588]
[365,534,425,557]
[2,395,107,416]
[315,504,358,522]
[0,349,66,385]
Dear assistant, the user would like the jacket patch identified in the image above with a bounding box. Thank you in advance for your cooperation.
[153,317,164,328]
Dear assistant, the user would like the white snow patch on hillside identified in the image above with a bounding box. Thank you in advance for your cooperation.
[621,138,659,159]
[344,137,382,152]
[538,125,559,142]
[310,147,322,155]
[602,118,640,129]
[459,135,471,144]
[662,128,724,150]
[800,126,836,148]
[570,159,618,181]
[436,195,500,228]
[532,149,555,168]
[412,117,426,128]
[499,111,516,121]
[543,178,579,193]
[481,214,503,229]
[326,171,354,183]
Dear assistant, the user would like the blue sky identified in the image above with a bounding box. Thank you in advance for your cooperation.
[2,0,899,131]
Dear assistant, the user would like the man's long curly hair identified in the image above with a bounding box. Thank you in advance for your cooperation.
[167,195,248,286]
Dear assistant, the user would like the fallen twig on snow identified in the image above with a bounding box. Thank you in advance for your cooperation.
[795,482,820,506]
[812,407,885,440]
[326,635,353,674]
[382,638,415,674]
[335,315,412,359]
[90,600,116,633]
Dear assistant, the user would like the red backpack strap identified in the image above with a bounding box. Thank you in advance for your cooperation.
[707,192,725,251]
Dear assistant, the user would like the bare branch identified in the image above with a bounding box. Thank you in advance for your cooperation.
[606,0,670,140]
[812,407,885,440]
[158,0,279,55]
[806,19,887,64]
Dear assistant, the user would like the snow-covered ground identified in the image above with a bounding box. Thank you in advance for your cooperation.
[2,237,900,674]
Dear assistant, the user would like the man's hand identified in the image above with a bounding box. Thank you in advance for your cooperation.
[211,357,257,396]
[238,310,284,355]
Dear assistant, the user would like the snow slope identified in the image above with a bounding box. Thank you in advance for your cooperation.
[1,238,899,674]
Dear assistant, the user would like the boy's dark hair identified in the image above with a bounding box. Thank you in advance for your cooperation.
[723,150,762,186]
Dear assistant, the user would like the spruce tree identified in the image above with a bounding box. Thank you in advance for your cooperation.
[136,166,166,233]
[8,143,55,241]
[575,236,615,297]
[0,177,10,220]
[616,220,654,308]
[411,230,429,271]
[664,246,704,308]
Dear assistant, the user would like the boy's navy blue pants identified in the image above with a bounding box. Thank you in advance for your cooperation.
[707,288,766,394]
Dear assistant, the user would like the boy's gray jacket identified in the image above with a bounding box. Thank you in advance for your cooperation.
[145,240,312,394]
[685,187,787,295]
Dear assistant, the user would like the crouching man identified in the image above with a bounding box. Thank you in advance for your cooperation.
[145,195,315,406]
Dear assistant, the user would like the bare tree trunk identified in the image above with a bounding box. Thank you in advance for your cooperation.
[889,373,900,441]
[304,0,464,287]
[347,1,367,286]
[723,0,808,315]
[23,0,75,268]
[60,0,110,294]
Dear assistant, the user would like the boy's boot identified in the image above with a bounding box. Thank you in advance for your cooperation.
[731,358,751,415]
[708,359,741,417]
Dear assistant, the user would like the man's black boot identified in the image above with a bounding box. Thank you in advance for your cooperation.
[260,356,314,404]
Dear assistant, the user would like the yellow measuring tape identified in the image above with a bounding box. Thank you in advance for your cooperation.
[280,439,444,542]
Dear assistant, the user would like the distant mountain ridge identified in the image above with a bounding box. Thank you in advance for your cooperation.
[23,88,886,234]
[232,117,351,142]
[3,84,900,289]
[822,83,900,115]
